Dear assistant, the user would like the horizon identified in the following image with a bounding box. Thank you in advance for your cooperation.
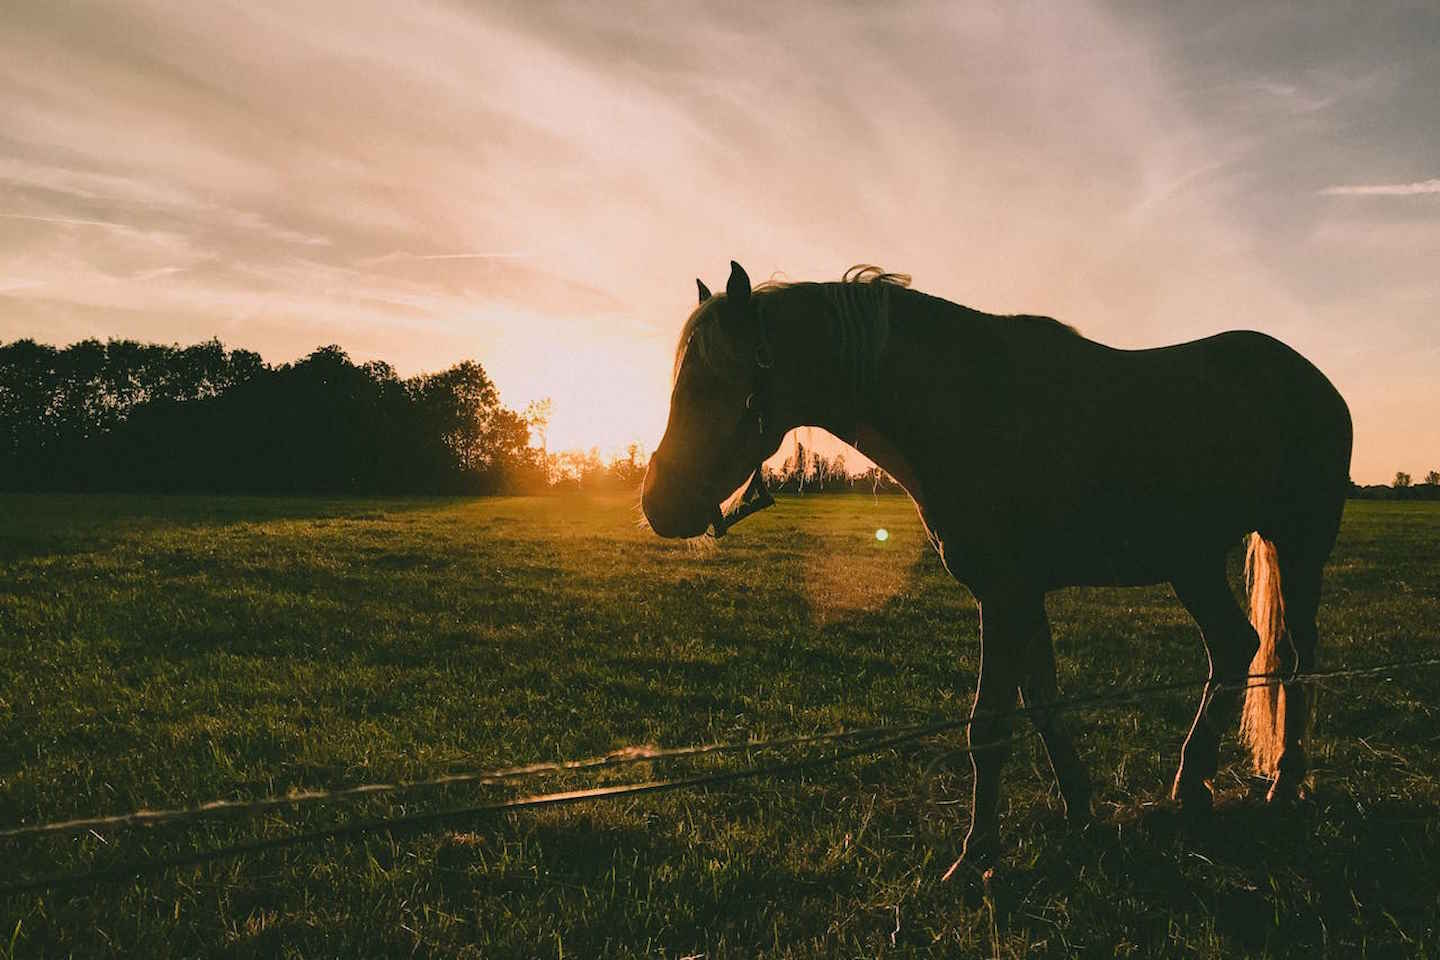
[2,2,1437,482]
[5,329,1437,488]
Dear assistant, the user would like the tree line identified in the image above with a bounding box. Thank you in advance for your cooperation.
[0,338,540,494]
[761,436,903,494]
[1350,472,1440,501]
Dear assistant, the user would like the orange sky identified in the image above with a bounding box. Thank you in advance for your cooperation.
[1,2,1436,482]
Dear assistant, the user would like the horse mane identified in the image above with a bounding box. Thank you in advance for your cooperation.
[673,265,910,382]
[1010,313,1081,337]
[836,264,913,288]
[671,264,1077,385]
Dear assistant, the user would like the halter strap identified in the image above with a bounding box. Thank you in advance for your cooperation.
[709,467,774,537]
[709,334,777,538]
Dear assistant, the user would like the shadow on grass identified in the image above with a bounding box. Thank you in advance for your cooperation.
[0,492,454,565]
[421,784,1438,956]
[420,545,1437,956]
[972,788,1439,955]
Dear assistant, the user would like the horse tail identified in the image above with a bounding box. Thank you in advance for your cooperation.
[1239,532,1287,776]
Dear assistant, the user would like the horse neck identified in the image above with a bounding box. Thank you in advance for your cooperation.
[768,281,895,441]
[802,283,959,504]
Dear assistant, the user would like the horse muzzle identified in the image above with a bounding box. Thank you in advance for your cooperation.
[642,455,774,539]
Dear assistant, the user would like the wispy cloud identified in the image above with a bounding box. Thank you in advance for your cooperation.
[0,212,136,229]
[1319,178,1440,196]
[0,279,47,294]
[130,265,188,282]
[1250,79,1337,114]
[358,251,532,266]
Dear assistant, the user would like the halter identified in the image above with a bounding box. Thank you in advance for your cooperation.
[709,334,776,538]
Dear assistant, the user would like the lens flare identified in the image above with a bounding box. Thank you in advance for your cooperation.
[875,528,889,542]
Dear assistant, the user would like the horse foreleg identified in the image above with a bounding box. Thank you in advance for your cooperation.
[1019,612,1091,825]
[958,593,1029,864]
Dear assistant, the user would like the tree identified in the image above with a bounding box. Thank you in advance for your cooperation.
[523,399,553,455]
[610,442,646,486]
[790,436,809,491]
[1425,470,1440,486]
[402,360,534,491]
[554,448,606,489]
[0,337,533,494]
[0,340,62,489]
[1393,471,1412,488]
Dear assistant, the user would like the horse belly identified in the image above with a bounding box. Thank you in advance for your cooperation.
[1045,527,1179,587]
[1042,495,1255,588]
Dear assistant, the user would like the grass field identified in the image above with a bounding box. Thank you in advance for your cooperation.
[1,493,1437,957]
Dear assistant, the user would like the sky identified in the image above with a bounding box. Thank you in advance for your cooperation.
[1,1,1436,483]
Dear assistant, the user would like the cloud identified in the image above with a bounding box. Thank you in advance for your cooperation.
[1319,178,1440,196]
[130,265,189,282]
[357,251,533,266]
[0,278,47,294]
[0,212,137,230]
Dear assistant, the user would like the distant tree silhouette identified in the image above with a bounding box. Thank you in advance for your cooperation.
[783,436,811,492]
[855,464,904,493]
[1425,470,1440,486]
[1394,471,1412,489]
[611,442,646,486]
[1,336,921,498]
[552,448,607,490]
[523,399,553,455]
[0,338,538,494]
[0,337,269,491]
[756,440,901,495]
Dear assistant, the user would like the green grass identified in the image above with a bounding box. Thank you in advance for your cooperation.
[1,493,1437,957]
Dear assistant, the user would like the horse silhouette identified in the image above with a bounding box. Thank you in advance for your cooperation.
[643,261,1352,869]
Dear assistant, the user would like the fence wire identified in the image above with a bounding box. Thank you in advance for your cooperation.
[2,656,1438,896]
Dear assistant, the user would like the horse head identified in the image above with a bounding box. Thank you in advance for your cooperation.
[642,261,780,538]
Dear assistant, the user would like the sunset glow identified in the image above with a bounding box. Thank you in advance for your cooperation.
[2,3,1436,480]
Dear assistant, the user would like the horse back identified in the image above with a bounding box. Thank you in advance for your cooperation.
[883,305,1352,589]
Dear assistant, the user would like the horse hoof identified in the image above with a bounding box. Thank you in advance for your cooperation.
[1171,775,1213,814]
[938,857,996,909]
[1062,793,1093,828]
[941,854,971,884]
[947,830,1000,875]
[1266,775,1307,806]
[941,830,998,883]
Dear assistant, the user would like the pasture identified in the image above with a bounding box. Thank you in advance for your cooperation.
[1,493,1437,957]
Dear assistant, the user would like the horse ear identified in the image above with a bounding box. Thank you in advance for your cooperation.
[726,260,751,308]
[696,278,711,303]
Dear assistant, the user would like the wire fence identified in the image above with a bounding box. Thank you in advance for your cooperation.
[3,656,1438,896]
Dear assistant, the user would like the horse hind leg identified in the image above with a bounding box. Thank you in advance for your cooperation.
[1265,550,1324,804]
[1251,443,1345,802]
[1018,612,1091,825]
[1171,559,1259,812]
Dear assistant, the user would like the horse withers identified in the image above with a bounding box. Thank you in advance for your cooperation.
[642,261,1353,868]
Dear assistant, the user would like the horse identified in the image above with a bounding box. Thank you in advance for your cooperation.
[641,261,1353,867]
